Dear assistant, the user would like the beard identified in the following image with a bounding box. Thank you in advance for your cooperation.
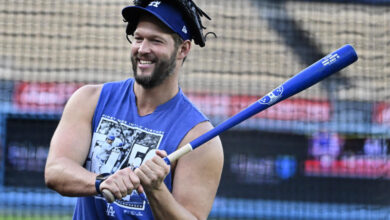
[131,50,177,89]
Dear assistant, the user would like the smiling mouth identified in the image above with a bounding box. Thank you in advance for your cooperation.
[137,59,155,71]
[139,60,153,65]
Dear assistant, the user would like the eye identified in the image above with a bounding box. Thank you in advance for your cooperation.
[133,36,143,43]
[151,38,164,44]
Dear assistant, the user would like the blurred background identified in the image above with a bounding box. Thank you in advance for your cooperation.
[0,0,389,219]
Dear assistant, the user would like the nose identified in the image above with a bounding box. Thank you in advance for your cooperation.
[137,40,151,55]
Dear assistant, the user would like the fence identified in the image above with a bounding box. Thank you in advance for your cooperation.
[0,0,389,219]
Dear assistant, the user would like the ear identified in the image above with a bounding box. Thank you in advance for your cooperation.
[177,40,192,60]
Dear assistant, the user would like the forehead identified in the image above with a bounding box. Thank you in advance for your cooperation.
[134,14,174,37]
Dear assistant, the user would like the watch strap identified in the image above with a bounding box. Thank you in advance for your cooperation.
[95,173,110,194]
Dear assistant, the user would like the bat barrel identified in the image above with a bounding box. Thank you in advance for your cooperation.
[190,44,358,150]
[281,44,358,97]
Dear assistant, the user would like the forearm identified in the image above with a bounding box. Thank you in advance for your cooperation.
[145,184,199,220]
[45,157,97,197]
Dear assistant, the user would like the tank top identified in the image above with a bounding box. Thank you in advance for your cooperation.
[73,78,208,220]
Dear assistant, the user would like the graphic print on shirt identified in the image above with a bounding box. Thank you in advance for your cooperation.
[86,115,164,212]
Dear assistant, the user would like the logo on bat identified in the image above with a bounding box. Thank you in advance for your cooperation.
[258,86,284,105]
[321,53,340,66]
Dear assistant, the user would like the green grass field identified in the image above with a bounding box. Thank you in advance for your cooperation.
[0,215,72,220]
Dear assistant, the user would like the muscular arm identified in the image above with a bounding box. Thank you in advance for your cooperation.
[141,121,224,220]
[44,85,102,196]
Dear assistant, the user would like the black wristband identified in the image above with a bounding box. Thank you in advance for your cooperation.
[95,173,110,194]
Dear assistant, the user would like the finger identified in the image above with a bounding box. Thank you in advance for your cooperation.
[151,157,168,175]
[145,157,171,181]
[134,166,150,185]
[100,177,123,200]
[137,185,144,194]
[114,176,129,198]
[155,154,170,167]
[142,160,166,186]
[155,150,167,158]
[126,170,140,191]
[112,168,137,198]
[100,168,141,201]
[120,176,132,197]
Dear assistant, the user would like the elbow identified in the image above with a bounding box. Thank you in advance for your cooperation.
[44,169,67,196]
[44,165,56,190]
[44,163,65,195]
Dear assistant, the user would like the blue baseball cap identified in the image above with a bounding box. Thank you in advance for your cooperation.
[107,135,115,141]
[122,1,191,41]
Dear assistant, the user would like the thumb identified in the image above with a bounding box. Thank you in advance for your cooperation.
[156,150,168,158]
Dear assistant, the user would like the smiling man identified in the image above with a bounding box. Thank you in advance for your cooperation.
[44,0,224,220]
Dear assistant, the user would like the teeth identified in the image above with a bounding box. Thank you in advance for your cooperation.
[139,60,152,64]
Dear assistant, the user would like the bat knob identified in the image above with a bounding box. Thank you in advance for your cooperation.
[102,189,115,203]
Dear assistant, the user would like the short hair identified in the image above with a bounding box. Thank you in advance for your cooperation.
[172,33,184,50]
[171,32,187,64]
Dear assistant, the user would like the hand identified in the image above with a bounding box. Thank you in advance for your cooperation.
[99,167,143,200]
[134,150,171,192]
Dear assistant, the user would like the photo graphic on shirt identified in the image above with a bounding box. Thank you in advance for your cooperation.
[87,116,164,212]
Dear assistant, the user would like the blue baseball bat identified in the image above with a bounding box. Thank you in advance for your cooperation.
[102,44,358,203]
[164,44,358,164]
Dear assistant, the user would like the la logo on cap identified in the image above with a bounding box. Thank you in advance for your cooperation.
[149,1,161,7]
[182,26,188,34]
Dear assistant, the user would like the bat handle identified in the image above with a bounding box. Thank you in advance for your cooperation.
[101,143,193,203]
[163,143,193,165]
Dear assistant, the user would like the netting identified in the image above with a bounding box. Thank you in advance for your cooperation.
[0,0,389,219]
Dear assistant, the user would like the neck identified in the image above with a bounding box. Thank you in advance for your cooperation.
[133,75,179,116]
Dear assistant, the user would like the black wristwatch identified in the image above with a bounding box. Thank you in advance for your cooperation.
[95,173,110,194]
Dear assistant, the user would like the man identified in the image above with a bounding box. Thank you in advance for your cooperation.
[91,135,116,173]
[44,0,224,219]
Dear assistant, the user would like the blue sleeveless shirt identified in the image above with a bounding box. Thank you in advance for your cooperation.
[73,78,208,220]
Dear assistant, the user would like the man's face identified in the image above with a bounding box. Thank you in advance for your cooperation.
[130,15,179,89]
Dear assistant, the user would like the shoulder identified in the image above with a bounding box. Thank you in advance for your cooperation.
[70,84,103,104]
[63,84,103,118]
[187,120,214,138]
[75,84,103,96]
